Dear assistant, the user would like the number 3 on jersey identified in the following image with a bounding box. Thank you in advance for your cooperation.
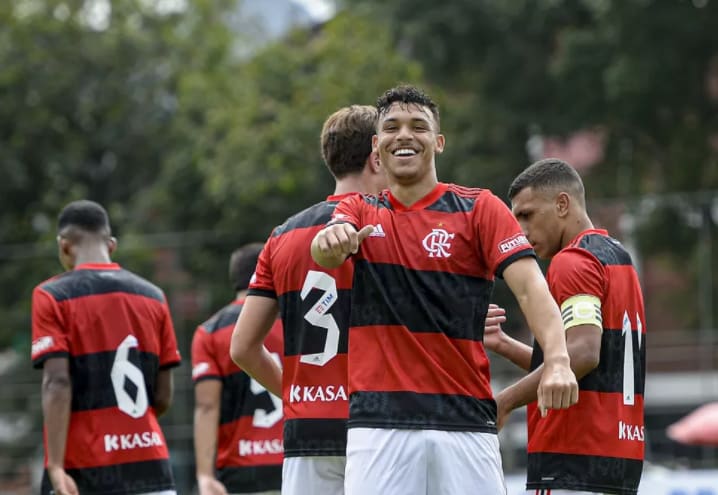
[622,311,643,406]
[300,270,340,367]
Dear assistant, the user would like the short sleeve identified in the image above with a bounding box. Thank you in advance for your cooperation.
[158,300,181,369]
[474,191,535,277]
[328,194,364,229]
[547,248,606,306]
[31,287,70,369]
[248,234,277,298]
[191,327,222,383]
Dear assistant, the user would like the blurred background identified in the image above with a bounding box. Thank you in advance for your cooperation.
[1,0,717,493]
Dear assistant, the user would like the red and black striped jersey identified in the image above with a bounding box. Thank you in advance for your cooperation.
[249,194,356,457]
[31,263,180,495]
[191,299,283,492]
[526,229,646,495]
[331,182,535,432]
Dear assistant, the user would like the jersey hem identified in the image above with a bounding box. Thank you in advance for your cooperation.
[32,350,70,369]
[347,420,497,434]
[526,481,637,495]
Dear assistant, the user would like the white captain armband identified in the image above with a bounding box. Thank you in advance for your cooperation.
[560,294,602,331]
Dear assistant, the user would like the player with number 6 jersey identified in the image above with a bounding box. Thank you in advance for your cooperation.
[31,200,180,495]
[230,105,387,495]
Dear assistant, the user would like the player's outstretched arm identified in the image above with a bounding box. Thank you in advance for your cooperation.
[483,303,533,372]
[42,357,79,495]
[230,295,282,397]
[502,257,578,415]
[310,224,374,269]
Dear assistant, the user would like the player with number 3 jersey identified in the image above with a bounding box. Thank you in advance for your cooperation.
[31,200,180,495]
[230,105,387,495]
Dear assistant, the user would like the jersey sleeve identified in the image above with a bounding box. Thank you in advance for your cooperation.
[547,248,606,306]
[474,191,535,278]
[31,287,70,369]
[328,193,363,229]
[158,299,181,369]
[248,234,277,298]
[191,327,222,382]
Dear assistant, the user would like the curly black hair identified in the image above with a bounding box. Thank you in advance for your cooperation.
[376,84,440,130]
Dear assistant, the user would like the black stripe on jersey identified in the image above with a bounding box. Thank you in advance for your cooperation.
[70,351,159,412]
[42,459,175,495]
[220,371,279,425]
[361,193,393,209]
[279,289,351,356]
[200,303,242,334]
[41,269,164,303]
[348,391,497,432]
[531,329,646,395]
[32,350,70,369]
[352,261,492,341]
[283,418,347,457]
[527,452,642,494]
[578,234,633,266]
[496,248,536,278]
[248,287,277,299]
[425,190,476,213]
[218,465,282,492]
[272,201,337,237]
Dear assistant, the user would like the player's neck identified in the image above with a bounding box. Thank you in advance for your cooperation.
[334,173,378,196]
[73,247,112,266]
[388,173,438,207]
[561,213,595,249]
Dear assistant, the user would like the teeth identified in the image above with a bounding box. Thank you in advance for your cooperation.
[393,149,417,156]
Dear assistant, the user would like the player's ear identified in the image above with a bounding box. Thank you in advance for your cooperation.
[435,134,445,154]
[556,192,570,217]
[372,134,379,153]
[107,236,118,255]
[369,151,381,173]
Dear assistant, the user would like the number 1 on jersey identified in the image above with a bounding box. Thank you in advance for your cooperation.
[622,311,642,406]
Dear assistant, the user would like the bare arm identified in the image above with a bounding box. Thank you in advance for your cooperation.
[310,223,374,269]
[483,303,533,371]
[230,296,282,397]
[42,357,79,495]
[194,380,228,495]
[154,368,174,416]
[502,257,578,413]
[496,324,601,427]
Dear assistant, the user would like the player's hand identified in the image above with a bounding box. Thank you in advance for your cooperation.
[537,360,579,417]
[48,466,79,495]
[314,223,374,258]
[483,304,507,352]
[198,474,229,495]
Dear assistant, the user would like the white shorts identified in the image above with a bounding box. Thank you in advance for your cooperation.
[282,456,346,495]
[532,491,602,494]
[345,428,505,495]
[229,491,279,495]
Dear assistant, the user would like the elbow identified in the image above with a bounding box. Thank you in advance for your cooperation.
[571,347,600,380]
[154,394,172,416]
[229,337,249,368]
[42,372,71,395]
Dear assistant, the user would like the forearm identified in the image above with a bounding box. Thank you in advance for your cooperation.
[516,278,569,365]
[194,404,220,478]
[235,347,282,397]
[493,335,533,372]
[42,375,72,469]
[499,365,543,412]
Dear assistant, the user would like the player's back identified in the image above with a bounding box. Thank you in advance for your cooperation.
[528,230,646,494]
[32,263,179,494]
[192,300,284,492]
[249,195,354,457]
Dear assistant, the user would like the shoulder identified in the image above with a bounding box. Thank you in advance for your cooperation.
[272,200,338,237]
[118,269,166,303]
[573,232,633,267]
[198,302,243,334]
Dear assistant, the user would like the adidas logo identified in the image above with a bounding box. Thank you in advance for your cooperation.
[369,224,386,237]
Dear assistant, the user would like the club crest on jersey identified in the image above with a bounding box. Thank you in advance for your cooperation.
[422,228,455,258]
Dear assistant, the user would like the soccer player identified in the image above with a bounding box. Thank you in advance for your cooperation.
[310,85,579,495]
[485,158,646,494]
[229,105,386,495]
[192,243,284,495]
[31,200,181,495]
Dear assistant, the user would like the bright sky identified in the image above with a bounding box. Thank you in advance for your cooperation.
[293,0,336,21]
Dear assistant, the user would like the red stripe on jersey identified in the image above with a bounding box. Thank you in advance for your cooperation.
[217,415,283,468]
[527,391,644,460]
[56,407,169,469]
[348,325,493,399]
[282,354,349,420]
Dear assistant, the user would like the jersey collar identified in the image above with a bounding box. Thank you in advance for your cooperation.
[74,262,121,271]
[387,182,448,212]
